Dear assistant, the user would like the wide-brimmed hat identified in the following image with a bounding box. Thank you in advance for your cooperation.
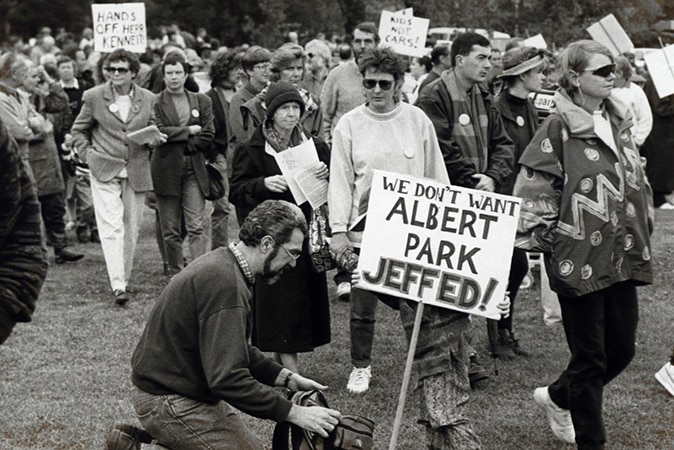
[265,81,305,120]
[498,47,548,78]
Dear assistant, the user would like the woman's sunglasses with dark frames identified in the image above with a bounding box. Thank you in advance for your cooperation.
[106,67,130,74]
[585,64,615,78]
[362,79,393,90]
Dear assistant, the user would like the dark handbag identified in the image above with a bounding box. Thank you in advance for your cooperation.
[308,204,336,272]
[204,163,226,200]
[272,390,375,450]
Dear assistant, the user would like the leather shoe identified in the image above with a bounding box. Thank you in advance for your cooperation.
[468,355,490,389]
[55,248,84,264]
[113,289,129,306]
[105,423,154,450]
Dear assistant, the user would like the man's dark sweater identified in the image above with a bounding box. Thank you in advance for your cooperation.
[131,247,292,422]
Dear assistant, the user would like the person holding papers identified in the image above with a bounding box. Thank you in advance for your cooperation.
[514,40,653,450]
[71,49,164,305]
[150,53,215,276]
[230,81,331,373]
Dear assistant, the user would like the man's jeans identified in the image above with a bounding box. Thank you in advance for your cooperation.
[132,387,259,450]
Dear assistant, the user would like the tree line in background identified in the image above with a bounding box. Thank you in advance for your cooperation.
[2,0,673,49]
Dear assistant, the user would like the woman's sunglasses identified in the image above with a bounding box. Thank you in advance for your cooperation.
[585,63,615,78]
[106,67,130,74]
[362,79,394,90]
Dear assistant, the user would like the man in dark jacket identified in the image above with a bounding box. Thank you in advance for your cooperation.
[0,118,48,344]
[417,32,515,385]
[417,32,513,192]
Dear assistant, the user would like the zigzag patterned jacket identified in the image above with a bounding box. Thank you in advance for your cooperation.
[513,89,653,297]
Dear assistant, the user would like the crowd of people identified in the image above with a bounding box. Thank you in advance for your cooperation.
[1,21,673,450]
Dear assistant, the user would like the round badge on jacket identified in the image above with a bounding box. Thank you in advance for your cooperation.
[109,104,119,113]
[192,109,200,118]
[516,116,525,127]
[459,113,471,126]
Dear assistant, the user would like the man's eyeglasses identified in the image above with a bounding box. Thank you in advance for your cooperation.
[585,63,615,78]
[353,38,375,45]
[362,79,393,90]
[279,242,301,260]
[106,67,130,74]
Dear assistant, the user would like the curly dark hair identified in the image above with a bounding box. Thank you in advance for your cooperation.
[357,47,406,81]
[209,51,241,88]
[239,200,307,247]
[105,48,141,75]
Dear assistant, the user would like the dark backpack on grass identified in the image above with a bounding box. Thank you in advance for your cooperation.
[272,390,375,450]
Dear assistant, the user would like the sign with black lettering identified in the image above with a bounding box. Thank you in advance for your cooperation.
[356,170,521,319]
[92,3,146,53]
[378,10,429,57]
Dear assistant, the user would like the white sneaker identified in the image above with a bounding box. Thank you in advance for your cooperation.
[336,282,351,301]
[533,387,575,443]
[655,363,674,397]
[347,366,371,394]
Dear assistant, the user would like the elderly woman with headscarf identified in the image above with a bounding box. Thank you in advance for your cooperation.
[513,40,653,450]
[230,81,331,373]
[240,43,323,142]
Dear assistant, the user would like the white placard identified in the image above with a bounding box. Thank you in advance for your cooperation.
[92,3,146,53]
[644,45,674,99]
[523,34,547,50]
[356,170,521,320]
[378,10,429,58]
[587,13,634,56]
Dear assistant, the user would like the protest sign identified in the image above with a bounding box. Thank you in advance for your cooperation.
[644,45,674,99]
[587,13,634,56]
[92,3,146,53]
[523,34,547,50]
[356,170,520,320]
[378,10,429,58]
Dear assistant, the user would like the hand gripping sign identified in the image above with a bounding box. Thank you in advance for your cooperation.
[355,170,521,320]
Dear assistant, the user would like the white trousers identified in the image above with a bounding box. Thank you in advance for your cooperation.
[90,175,145,292]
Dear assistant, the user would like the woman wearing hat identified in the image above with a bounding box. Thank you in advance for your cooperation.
[491,46,549,359]
[240,43,323,142]
[230,81,331,372]
[514,40,652,449]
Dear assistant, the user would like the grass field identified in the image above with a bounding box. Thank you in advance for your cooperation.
[0,207,672,450]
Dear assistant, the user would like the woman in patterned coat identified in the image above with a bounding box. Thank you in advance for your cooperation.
[513,40,653,450]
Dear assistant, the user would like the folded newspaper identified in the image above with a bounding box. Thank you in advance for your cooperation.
[126,125,162,145]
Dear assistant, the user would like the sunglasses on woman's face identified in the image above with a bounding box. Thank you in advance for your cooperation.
[585,63,615,78]
[362,79,394,90]
[106,66,130,74]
